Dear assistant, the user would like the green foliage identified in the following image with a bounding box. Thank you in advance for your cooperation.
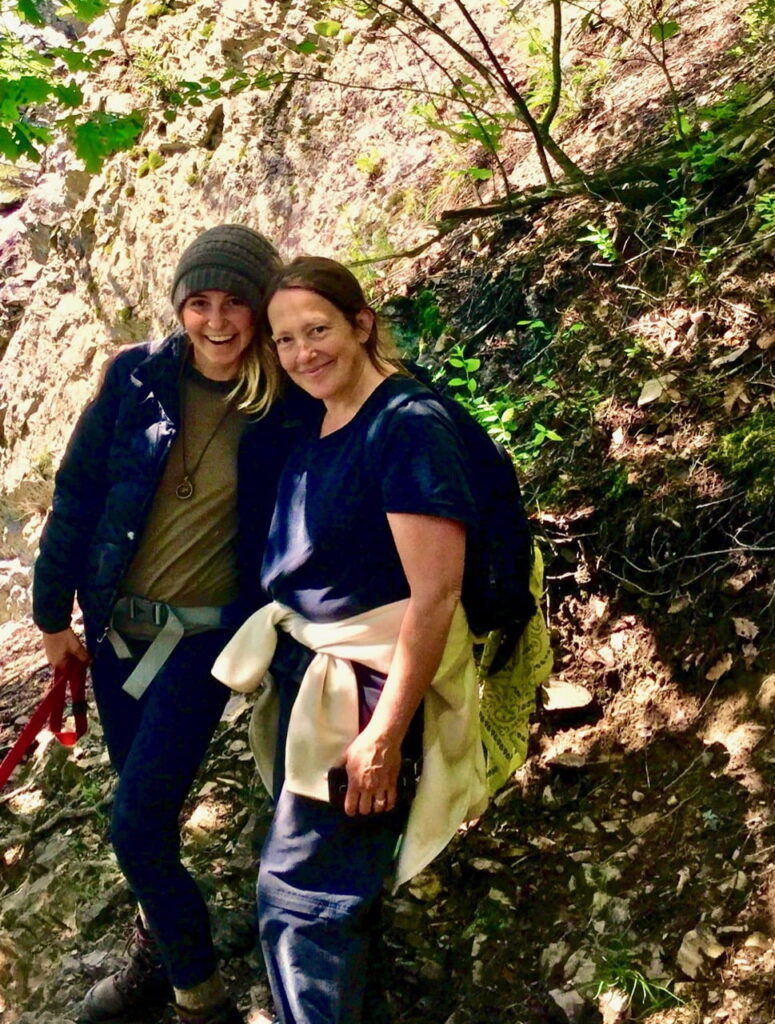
[133,47,176,100]
[409,101,509,155]
[741,0,775,41]
[70,112,144,173]
[56,0,110,17]
[354,147,382,176]
[0,0,132,167]
[711,408,775,507]
[14,0,44,24]
[578,223,619,263]
[145,2,172,17]
[314,19,341,37]
[453,166,493,182]
[753,189,775,232]
[588,937,683,1014]
[412,289,446,344]
[649,19,680,42]
[663,196,694,245]
[440,345,561,462]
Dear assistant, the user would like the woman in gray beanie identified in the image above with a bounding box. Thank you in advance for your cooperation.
[33,225,295,1024]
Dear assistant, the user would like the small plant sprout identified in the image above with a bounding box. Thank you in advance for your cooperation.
[578,223,619,263]
[664,196,694,245]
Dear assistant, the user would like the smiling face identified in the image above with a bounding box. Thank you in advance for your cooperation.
[180,289,255,380]
[267,288,377,409]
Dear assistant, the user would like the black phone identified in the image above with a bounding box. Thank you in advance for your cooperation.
[327,758,419,812]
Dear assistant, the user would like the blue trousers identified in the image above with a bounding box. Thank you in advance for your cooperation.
[258,789,407,1024]
[91,629,232,989]
[258,642,411,1024]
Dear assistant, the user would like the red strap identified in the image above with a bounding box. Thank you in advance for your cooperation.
[0,660,88,791]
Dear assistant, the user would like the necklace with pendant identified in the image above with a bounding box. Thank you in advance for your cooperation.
[175,383,235,501]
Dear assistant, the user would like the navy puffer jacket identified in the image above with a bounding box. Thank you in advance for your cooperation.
[32,333,309,649]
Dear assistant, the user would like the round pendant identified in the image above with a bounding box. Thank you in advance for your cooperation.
[176,478,194,500]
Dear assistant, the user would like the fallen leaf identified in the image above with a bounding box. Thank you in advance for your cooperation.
[723,569,756,593]
[637,374,677,406]
[757,330,775,350]
[710,343,749,368]
[723,379,749,414]
[732,617,759,640]
[706,653,733,681]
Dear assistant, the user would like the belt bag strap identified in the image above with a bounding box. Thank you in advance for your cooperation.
[107,600,223,700]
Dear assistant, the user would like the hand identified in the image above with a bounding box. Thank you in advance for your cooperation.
[41,628,90,670]
[340,728,402,817]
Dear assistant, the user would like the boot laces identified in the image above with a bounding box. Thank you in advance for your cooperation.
[112,934,163,996]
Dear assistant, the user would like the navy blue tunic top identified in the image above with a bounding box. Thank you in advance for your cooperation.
[261,374,476,623]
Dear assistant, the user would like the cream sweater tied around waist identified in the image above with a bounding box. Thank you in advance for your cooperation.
[211,599,488,889]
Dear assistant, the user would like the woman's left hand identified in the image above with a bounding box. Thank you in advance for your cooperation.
[340,728,402,816]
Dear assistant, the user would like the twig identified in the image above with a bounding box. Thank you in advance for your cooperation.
[598,566,672,596]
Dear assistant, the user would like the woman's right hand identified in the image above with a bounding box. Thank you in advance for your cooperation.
[41,628,90,670]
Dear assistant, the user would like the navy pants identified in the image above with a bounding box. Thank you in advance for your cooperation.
[258,790,407,1024]
[258,640,412,1024]
[90,629,233,989]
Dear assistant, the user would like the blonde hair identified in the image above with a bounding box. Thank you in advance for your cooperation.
[228,330,283,415]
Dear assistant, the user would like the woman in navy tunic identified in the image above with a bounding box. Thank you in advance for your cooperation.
[216,256,484,1024]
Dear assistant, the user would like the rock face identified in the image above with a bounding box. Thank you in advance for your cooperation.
[0,0,484,602]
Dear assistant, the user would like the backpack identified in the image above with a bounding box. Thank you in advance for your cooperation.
[409,366,536,672]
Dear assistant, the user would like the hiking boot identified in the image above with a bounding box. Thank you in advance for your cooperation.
[174,998,245,1024]
[79,915,171,1023]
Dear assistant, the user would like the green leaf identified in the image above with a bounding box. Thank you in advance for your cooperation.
[465,358,481,371]
[465,167,493,181]
[55,80,83,107]
[15,0,45,24]
[448,377,466,387]
[501,407,515,423]
[447,357,464,367]
[0,76,55,120]
[544,429,563,442]
[649,20,680,41]
[70,110,144,172]
[0,124,22,160]
[314,19,341,36]
[294,40,318,54]
[56,0,111,18]
[9,119,49,160]
[252,71,283,90]
[48,46,97,72]
[467,379,477,394]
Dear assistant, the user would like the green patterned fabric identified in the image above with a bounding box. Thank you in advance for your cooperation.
[478,543,553,794]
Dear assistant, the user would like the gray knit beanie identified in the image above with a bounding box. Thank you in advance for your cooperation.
[170,224,281,314]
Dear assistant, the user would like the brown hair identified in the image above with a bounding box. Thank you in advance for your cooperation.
[265,256,402,373]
